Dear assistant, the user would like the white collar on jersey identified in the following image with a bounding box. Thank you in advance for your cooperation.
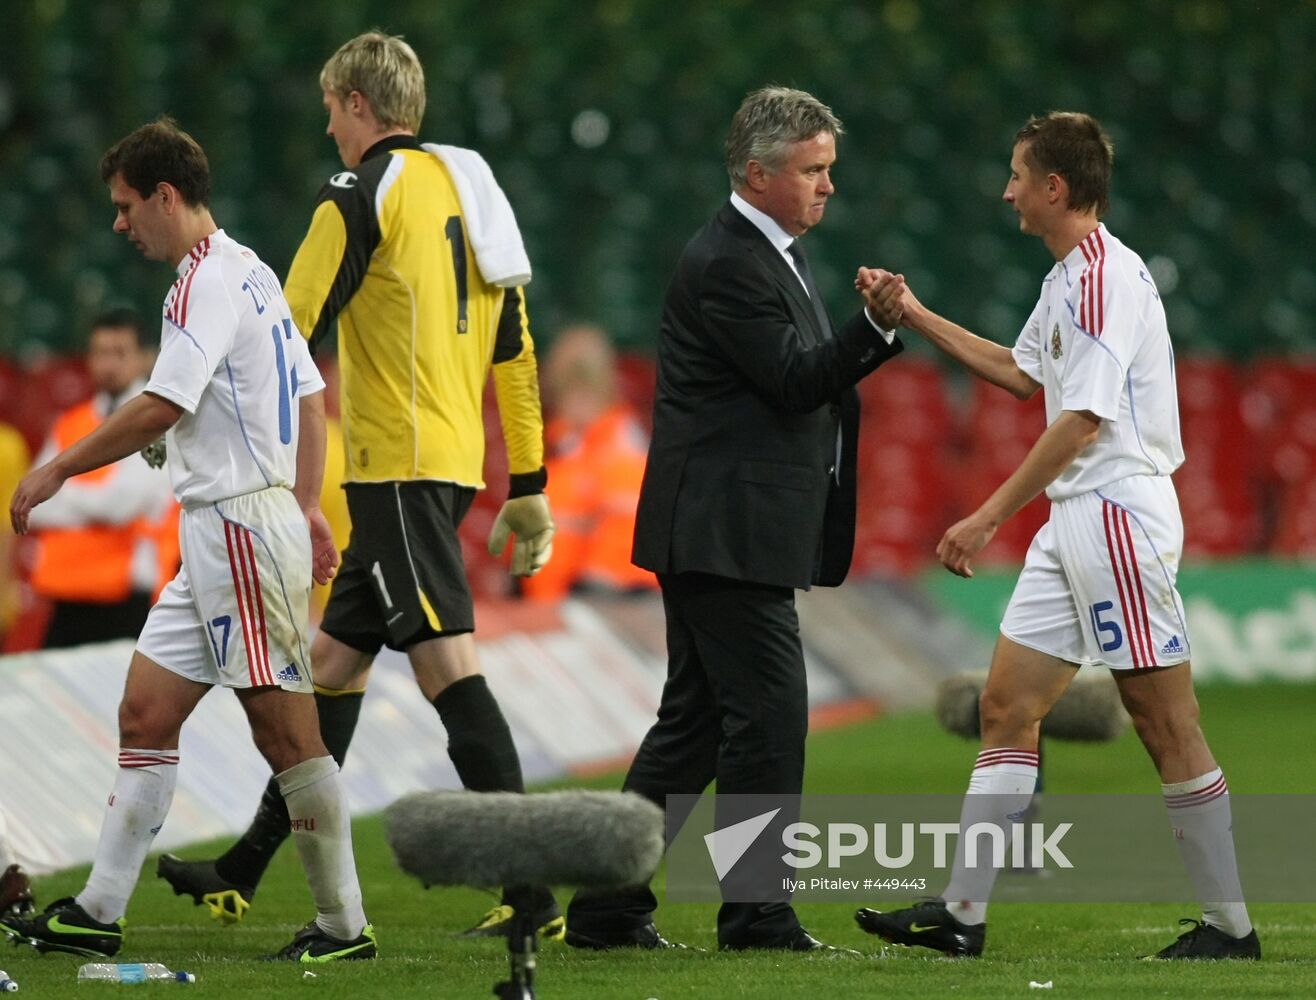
[1062,222,1110,270]
[175,229,224,276]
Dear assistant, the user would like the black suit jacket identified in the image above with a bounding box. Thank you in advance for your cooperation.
[632,201,903,590]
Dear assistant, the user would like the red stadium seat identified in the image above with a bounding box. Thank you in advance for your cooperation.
[1175,465,1260,557]
[964,382,1046,457]
[0,358,22,426]
[8,356,93,454]
[857,356,953,447]
[1175,357,1239,416]
[614,353,657,432]
[1240,358,1316,485]
[1271,475,1316,557]
[852,435,951,576]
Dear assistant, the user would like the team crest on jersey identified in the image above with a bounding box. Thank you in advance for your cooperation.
[1050,323,1063,359]
[329,171,358,189]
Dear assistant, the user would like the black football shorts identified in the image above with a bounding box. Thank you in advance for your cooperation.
[320,481,476,653]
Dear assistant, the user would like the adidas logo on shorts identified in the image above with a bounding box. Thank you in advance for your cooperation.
[276,662,302,683]
[1160,635,1183,655]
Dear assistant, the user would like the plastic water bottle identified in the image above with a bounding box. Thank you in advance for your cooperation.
[0,969,16,992]
[76,963,195,984]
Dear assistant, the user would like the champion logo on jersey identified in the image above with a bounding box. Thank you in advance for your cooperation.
[276,662,303,683]
[1160,635,1183,655]
[329,171,358,188]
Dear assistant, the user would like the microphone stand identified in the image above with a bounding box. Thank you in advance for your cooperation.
[493,905,537,1000]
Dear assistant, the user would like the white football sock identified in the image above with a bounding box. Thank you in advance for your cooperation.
[77,748,179,923]
[277,755,366,941]
[1162,768,1252,938]
[941,747,1039,926]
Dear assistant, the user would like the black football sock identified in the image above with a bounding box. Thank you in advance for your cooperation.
[214,688,365,888]
[432,674,525,793]
[432,675,556,914]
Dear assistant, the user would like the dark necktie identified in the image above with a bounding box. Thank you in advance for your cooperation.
[787,241,831,339]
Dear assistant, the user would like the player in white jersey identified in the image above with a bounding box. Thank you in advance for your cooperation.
[852,112,1258,961]
[4,118,375,963]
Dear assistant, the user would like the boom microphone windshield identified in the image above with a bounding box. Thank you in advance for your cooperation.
[385,789,665,889]
[936,669,1129,742]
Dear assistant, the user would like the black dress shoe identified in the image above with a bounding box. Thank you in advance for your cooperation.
[721,927,861,956]
[564,922,689,950]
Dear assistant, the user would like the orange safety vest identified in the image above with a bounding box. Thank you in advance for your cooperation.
[29,399,180,603]
[523,403,658,602]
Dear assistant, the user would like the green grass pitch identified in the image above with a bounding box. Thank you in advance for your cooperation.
[5,682,1313,997]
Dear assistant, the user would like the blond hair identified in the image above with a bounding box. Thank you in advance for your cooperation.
[320,31,426,132]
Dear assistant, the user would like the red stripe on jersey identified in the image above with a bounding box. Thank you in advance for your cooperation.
[1094,229,1106,334]
[1103,501,1143,667]
[1086,234,1098,335]
[1120,508,1157,668]
[1076,232,1107,338]
[164,276,183,327]
[224,521,261,686]
[1077,239,1092,332]
[175,238,212,329]
[241,528,273,685]
[177,259,199,328]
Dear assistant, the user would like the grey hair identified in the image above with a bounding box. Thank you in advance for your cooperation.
[725,86,843,189]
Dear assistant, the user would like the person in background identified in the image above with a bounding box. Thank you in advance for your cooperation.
[522,323,657,602]
[27,309,178,647]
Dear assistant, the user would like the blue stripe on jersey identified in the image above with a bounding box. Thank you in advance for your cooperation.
[1125,371,1160,475]
[224,358,273,488]
[165,315,210,367]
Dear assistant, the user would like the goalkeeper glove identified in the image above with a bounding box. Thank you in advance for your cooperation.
[488,493,555,577]
[140,435,167,469]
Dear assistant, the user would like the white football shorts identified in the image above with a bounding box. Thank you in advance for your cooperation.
[1001,474,1190,670]
[138,486,313,691]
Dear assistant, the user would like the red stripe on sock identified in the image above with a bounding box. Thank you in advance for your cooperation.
[1165,775,1228,808]
[975,748,1039,769]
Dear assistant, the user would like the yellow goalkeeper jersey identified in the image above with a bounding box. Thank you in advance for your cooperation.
[285,135,544,490]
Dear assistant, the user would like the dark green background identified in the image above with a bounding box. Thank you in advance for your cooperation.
[1,0,1312,356]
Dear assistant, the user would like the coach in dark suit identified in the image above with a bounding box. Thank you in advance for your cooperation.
[565,87,905,952]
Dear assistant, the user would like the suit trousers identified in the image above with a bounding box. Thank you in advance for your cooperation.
[567,570,808,947]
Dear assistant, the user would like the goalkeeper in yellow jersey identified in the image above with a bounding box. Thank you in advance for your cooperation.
[157,30,560,939]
